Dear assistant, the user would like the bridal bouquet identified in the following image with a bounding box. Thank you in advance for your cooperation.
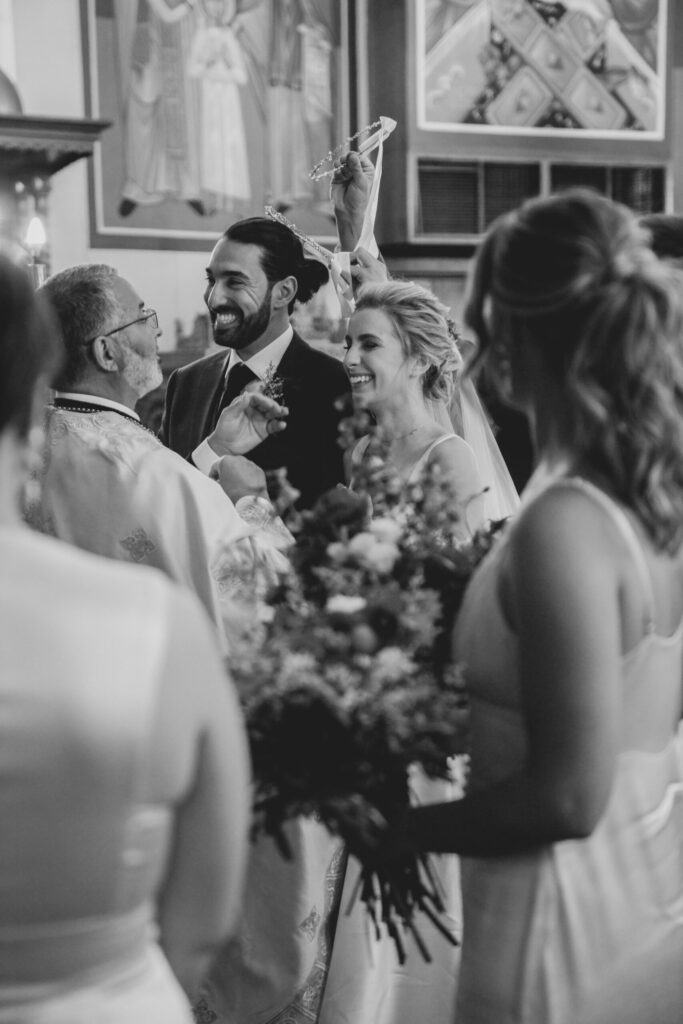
[230,411,507,961]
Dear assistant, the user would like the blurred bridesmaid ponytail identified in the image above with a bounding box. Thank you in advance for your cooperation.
[465,189,683,551]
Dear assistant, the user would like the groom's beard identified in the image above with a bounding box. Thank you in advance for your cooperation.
[211,287,274,351]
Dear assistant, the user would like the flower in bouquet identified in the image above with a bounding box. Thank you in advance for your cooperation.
[230,408,509,960]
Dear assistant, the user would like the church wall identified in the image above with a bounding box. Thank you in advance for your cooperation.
[672,5,683,208]
[11,0,209,351]
[7,0,682,350]
[366,0,683,321]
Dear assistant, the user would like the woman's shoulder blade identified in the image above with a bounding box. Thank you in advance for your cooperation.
[10,525,176,606]
[509,481,627,572]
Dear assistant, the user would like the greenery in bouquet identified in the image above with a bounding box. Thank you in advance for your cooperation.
[230,408,508,961]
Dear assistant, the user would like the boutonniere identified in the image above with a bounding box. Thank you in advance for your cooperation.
[260,362,286,403]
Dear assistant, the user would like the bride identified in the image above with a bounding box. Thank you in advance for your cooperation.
[344,278,486,533]
[330,149,519,527]
[320,277,517,1024]
[344,264,518,525]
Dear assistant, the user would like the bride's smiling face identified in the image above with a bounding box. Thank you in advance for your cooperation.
[344,308,416,410]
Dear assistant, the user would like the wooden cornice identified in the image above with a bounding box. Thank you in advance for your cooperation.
[0,114,110,178]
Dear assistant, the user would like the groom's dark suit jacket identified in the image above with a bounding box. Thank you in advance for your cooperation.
[160,331,350,509]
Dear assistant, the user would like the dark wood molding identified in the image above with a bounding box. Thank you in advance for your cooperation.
[0,114,110,177]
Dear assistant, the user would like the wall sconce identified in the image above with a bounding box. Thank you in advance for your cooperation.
[0,108,110,281]
[14,175,49,285]
[25,213,46,287]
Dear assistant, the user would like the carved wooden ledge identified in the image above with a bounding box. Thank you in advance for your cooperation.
[0,113,110,177]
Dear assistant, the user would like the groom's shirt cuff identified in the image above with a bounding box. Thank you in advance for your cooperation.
[192,439,219,475]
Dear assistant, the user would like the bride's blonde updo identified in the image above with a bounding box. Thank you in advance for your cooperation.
[354,280,462,404]
[465,188,683,552]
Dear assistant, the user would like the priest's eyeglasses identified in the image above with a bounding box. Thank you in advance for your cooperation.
[84,309,159,346]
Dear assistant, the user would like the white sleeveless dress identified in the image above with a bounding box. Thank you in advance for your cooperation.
[453,478,683,1023]
[350,431,461,484]
[0,526,195,1023]
[349,431,486,534]
[320,433,473,1024]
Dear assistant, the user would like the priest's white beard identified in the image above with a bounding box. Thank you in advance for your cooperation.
[123,350,163,400]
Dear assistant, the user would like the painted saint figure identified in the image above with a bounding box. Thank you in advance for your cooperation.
[187,0,252,213]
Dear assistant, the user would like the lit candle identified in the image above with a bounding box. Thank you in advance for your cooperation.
[25,215,47,288]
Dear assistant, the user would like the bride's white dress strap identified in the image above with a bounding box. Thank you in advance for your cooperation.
[406,432,456,484]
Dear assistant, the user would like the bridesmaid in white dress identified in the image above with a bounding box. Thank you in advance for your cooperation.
[384,190,683,1023]
[0,256,251,1022]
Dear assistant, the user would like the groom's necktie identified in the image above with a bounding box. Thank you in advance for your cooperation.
[216,362,258,422]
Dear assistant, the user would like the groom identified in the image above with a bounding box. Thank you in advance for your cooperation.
[161,216,350,509]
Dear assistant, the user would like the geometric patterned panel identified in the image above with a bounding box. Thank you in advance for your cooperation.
[421,0,665,137]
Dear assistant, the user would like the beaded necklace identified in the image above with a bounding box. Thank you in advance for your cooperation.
[52,398,154,435]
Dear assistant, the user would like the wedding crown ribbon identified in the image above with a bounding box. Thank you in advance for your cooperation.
[265,116,397,317]
[264,206,335,269]
[308,116,397,181]
[264,204,353,315]
[331,116,395,314]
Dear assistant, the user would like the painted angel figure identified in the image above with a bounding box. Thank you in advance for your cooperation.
[187,0,252,211]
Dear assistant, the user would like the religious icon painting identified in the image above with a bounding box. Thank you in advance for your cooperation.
[416,0,668,140]
[81,0,352,250]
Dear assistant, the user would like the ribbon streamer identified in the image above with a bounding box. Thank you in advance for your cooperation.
[265,116,397,317]
[331,115,396,314]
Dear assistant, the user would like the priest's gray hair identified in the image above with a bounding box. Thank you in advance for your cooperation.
[41,264,125,390]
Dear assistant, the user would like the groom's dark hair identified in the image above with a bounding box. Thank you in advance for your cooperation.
[225,217,329,313]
